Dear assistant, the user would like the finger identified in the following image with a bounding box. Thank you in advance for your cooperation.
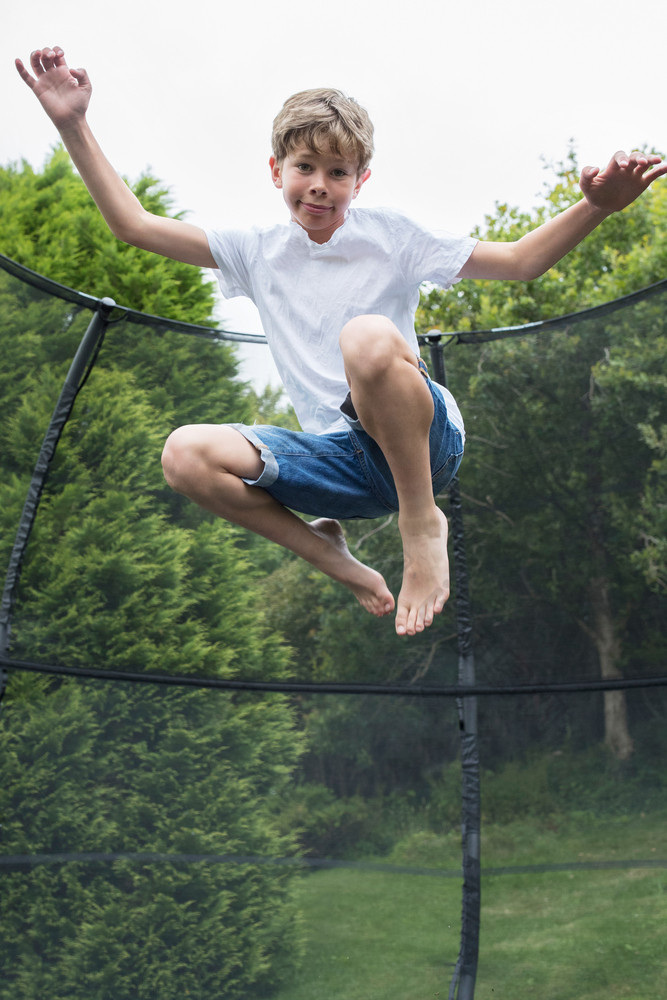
[41,47,57,71]
[643,161,667,186]
[581,165,600,178]
[624,150,649,175]
[579,165,599,195]
[70,67,90,87]
[53,46,67,67]
[633,153,665,173]
[611,150,629,169]
[29,49,47,76]
[15,58,36,89]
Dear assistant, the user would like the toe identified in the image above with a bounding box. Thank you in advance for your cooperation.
[395,603,408,635]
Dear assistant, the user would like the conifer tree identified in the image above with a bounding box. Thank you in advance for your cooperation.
[0,154,304,997]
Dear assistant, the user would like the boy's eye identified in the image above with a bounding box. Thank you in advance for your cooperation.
[296,163,313,172]
[331,169,347,178]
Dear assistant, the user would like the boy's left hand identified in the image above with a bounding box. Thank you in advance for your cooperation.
[580,150,667,215]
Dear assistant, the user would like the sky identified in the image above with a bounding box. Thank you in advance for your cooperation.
[3,0,666,387]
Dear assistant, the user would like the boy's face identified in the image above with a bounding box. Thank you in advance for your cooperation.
[270,144,370,244]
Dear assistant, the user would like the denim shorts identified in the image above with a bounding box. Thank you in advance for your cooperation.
[229,377,464,520]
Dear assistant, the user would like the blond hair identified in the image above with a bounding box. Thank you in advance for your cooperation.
[271,88,374,174]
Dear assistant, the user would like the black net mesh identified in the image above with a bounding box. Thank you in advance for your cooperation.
[1,255,666,1000]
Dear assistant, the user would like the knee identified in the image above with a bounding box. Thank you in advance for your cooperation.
[339,314,401,378]
[161,425,198,492]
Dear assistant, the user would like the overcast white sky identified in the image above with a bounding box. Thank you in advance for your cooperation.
[3,0,666,386]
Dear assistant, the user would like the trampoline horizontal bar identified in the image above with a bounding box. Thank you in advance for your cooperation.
[3,654,667,698]
[0,252,266,344]
[417,277,667,345]
[4,252,664,349]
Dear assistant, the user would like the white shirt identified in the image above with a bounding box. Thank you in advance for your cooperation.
[206,207,477,434]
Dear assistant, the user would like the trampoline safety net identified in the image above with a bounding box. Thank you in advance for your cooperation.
[1,253,666,1000]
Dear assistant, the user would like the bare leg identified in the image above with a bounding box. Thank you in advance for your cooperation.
[340,315,451,636]
[161,425,394,617]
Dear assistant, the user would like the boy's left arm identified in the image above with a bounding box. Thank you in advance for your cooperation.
[459,150,667,282]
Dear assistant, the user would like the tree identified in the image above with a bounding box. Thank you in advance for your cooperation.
[417,150,667,760]
[0,155,305,995]
[633,423,667,592]
[0,147,216,321]
[418,147,667,333]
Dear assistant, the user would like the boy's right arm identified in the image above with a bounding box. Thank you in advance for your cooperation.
[15,47,217,269]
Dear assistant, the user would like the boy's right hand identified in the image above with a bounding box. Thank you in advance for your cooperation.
[15,47,91,130]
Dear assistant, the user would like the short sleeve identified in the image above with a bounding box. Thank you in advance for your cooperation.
[392,213,477,290]
[205,227,256,299]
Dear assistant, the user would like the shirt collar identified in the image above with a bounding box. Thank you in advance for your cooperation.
[288,209,351,250]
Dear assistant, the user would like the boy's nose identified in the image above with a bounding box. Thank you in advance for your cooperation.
[309,173,327,194]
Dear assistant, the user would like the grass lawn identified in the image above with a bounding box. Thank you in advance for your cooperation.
[276,867,461,999]
[274,814,667,1000]
[478,866,667,999]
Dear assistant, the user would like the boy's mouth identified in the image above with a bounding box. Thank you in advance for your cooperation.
[301,202,332,215]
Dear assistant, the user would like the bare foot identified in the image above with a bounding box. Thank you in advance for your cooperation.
[309,518,395,617]
[395,507,449,636]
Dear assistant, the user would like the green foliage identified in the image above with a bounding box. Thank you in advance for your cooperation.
[633,422,667,591]
[419,153,667,762]
[0,152,305,996]
[277,783,395,858]
[450,296,667,700]
[0,328,305,994]
[260,548,464,814]
[246,384,300,430]
[0,148,216,322]
[418,147,667,333]
[0,683,303,999]
[281,713,667,866]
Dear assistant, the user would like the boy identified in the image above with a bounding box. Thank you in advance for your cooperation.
[16,46,666,637]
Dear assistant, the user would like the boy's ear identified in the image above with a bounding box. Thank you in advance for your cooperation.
[353,167,371,198]
[269,156,283,189]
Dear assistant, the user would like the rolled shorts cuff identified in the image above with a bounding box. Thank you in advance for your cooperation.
[229,423,280,488]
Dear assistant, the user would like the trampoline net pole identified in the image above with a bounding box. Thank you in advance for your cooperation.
[0,298,114,709]
[428,338,481,1000]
